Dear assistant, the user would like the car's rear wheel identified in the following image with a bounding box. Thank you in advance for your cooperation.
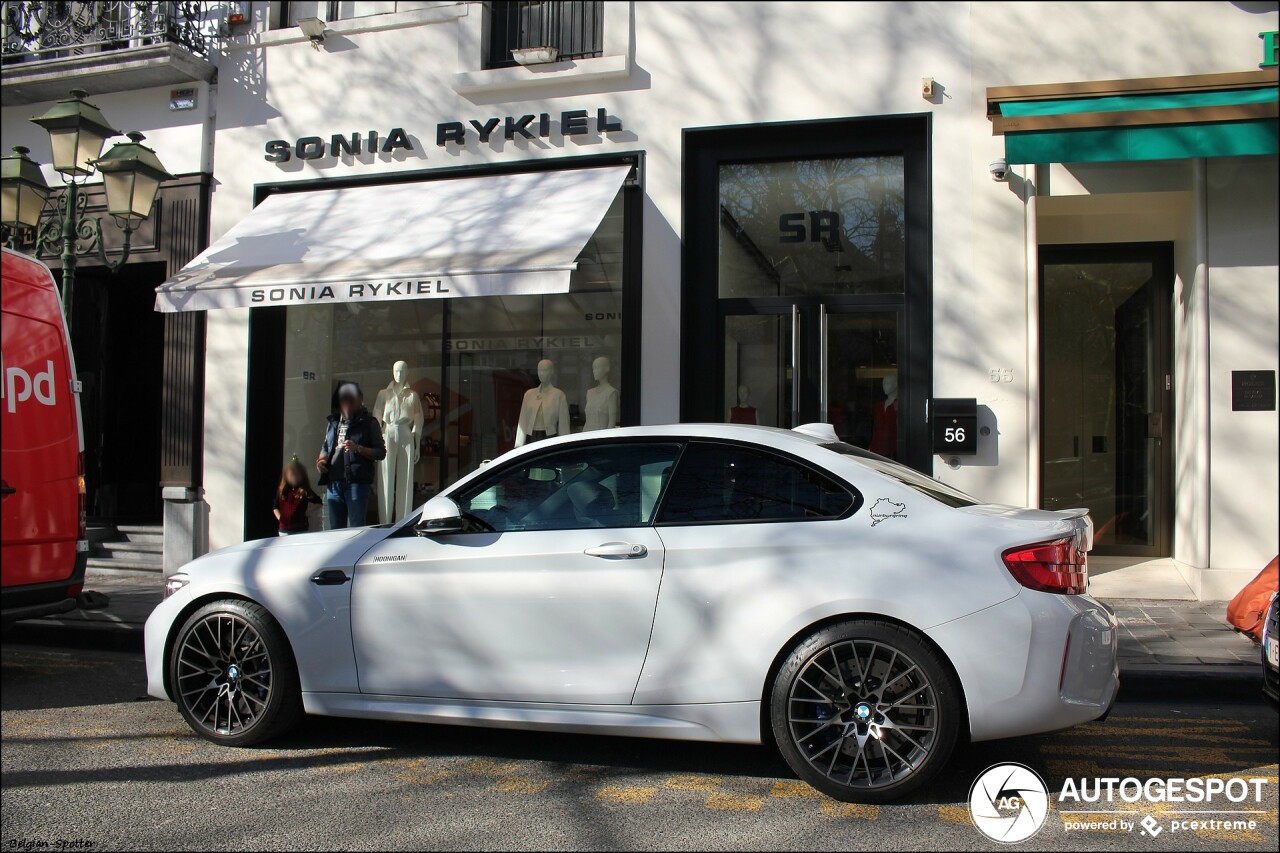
[770,620,961,803]
[170,600,302,746]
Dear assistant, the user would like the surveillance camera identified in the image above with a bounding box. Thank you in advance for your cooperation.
[989,158,1010,182]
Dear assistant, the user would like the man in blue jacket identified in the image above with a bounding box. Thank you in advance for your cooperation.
[316,382,387,528]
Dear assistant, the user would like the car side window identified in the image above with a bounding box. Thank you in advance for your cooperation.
[656,442,855,525]
[454,442,684,532]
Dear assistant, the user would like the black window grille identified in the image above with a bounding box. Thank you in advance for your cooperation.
[485,1,603,69]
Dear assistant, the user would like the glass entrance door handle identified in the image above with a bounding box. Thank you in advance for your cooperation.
[1146,412,1164,439]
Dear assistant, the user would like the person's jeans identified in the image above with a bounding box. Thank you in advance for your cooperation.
[326,480,371,529]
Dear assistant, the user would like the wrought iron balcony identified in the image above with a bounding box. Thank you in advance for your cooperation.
[2,1,215,64]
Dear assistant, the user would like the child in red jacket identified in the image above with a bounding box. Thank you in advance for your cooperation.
[274,456,322,536]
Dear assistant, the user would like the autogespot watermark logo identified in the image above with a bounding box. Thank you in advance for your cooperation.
[968,763,1051,843]
[1058,775,1271,839]
[966,767,1272,843]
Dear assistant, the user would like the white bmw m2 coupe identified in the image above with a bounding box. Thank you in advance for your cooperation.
[146,423,1117,802]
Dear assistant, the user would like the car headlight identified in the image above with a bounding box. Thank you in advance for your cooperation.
[163,573,190,599]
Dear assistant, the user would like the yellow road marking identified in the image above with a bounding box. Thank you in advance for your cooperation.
[467,758,522,776]
[1048,760,1280,782]
[1058,725,1250,738]
[1041,745,1265,764]
[310,761,366,777]
[821,801,879,819]
[493,776,549,795]
[665,774,720,792]
[395,759,451,786]
[706,792,765,811]
[597,785,658,805]
[771,780,823,799]
[938,805,972,825]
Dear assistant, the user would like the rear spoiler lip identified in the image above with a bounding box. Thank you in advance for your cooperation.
[957,503,1095,552]
[1055,507,1095,552]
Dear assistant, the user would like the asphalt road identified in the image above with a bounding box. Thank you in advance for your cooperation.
[2,630,1277,851]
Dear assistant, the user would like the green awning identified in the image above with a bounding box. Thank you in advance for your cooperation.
[998,86,1278,164]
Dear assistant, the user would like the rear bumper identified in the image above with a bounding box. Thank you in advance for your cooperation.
[928,590,1119,742]
[0,552,87,625]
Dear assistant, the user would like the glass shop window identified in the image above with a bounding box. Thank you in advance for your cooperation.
[281,188,626,527]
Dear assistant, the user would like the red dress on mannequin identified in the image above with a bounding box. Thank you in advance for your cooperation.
[869,397,898,458]
[729,406,757,425]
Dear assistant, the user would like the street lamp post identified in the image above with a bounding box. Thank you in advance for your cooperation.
[0,89,174,332]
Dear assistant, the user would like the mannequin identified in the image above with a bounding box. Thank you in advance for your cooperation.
[729,384,757,424]
[371,384,389,514]
[582,356,620,432]
[515,359,571,447]
[376,361,424,522]
[869,374,898,459]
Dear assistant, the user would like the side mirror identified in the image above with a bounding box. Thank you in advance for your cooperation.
[415,496,465,537]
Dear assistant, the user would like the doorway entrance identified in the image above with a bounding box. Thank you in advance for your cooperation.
[720,306,905,457]
[683,116,932,472]
[71,263,167,523]
[1039,243,1173,557]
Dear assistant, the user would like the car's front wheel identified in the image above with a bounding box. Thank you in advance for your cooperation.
[170,600,302,746]
[770,619,961,803]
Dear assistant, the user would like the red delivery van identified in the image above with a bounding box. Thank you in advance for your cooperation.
[1,248,89,626]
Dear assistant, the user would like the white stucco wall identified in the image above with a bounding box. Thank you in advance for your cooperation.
[1205,155,1280,587]
[0,82,216,187]
[198,0,1278,571]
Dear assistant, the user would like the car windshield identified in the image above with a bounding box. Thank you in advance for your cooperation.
[818,442,980,508]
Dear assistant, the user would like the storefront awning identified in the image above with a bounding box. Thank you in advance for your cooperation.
[155,165,631,312]
[987,70,1279,165]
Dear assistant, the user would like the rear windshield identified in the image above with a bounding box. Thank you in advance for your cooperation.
[819,442,980,508]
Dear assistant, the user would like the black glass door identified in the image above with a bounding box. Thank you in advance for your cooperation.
[1040,243,1173,557]
[683,116,931,472]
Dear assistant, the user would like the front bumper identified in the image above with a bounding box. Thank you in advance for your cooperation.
[928,591,1119,742]
[143,586,193,701]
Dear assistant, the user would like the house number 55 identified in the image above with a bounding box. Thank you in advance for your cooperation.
[989,368,1014,383]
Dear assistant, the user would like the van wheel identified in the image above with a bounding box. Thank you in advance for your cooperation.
[170,600,302,746]
[770,620,961,803]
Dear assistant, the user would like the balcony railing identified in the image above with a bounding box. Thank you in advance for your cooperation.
[485,1,603,69]
[1,1,215,64]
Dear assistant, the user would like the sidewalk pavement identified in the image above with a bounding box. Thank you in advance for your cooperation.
[15,568,1267,699]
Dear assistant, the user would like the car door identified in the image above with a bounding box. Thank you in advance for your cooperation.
[351,439,683,704]
[638,440,860,706]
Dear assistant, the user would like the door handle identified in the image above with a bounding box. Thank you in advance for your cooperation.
[818,303,828,422]
[0,484,15,497]
[790,304,801,428]
[310,569,350,585]
[584,542,648,559]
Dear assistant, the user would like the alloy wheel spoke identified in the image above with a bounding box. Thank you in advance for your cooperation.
[790,640,936,790]
[881,664,919,694]
[179,613,272,736]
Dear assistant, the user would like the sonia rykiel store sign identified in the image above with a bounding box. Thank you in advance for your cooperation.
[264,107,624,162]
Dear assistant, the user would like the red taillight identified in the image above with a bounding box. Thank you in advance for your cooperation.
[1003,538,1087,595]
[77,451,88,542]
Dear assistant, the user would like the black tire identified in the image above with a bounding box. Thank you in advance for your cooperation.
[169,599,303,746]
[770,619,961,803]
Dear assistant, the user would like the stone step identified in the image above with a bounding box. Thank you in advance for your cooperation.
[116,517,161,532]
[86,525,117,547]
[87,555,163,572]
[98,540,162,556]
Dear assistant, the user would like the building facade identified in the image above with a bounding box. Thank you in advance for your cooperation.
[1,0,220,569]
[16,1,1279,599]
